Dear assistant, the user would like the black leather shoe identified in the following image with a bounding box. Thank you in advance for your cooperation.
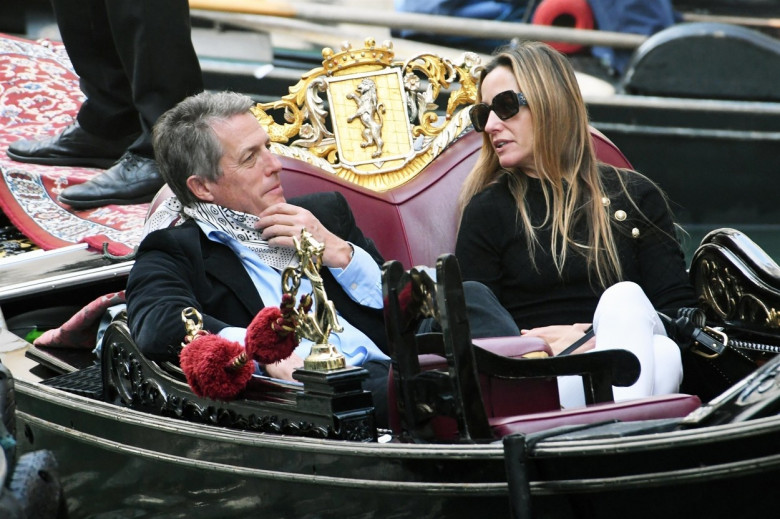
[58,153,164,209]
[6,123,137,169]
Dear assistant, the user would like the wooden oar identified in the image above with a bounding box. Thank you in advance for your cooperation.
[189,0,648,49]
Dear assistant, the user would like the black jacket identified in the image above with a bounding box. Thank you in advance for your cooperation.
[126,192,386,361]
[456,168,697,330]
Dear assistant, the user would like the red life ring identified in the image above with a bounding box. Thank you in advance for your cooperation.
[531,0,594,54]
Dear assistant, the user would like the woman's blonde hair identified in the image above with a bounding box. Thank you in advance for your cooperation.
[458,41,622,288]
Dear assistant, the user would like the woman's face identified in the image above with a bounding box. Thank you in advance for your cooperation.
[480,66,536,176]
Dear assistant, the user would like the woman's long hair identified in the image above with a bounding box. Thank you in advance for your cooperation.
[458,41,622,288]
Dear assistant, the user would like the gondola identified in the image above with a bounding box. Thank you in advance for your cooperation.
[0,34,779,518]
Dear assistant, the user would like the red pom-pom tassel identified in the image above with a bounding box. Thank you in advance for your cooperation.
[179,334,254,400]
[246,294,299,365]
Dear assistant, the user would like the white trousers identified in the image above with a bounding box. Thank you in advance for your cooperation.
[557,281,683,408]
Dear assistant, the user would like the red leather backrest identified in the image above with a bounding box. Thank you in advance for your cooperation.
[280,131,483,268]
[281,128,632,268]
[591,126,632,169]
[147,128,631,268]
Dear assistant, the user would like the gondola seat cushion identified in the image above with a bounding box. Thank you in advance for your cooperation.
[489,393,701,436]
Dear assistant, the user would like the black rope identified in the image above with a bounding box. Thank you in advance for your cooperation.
[101,242,137,262]
[728,338,780,355]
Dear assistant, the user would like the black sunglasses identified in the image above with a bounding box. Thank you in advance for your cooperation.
[469,90,528,132]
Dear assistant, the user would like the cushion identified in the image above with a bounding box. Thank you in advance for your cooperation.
[490,393,702,436]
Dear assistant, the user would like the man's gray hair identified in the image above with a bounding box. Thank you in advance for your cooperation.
[153,90,256,206]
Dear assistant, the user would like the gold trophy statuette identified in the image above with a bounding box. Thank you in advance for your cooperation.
[282,229,347,371]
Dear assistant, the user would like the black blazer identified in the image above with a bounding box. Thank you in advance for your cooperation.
[126,192,386,361]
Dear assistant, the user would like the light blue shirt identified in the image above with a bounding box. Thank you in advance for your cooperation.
[195,221,390,368]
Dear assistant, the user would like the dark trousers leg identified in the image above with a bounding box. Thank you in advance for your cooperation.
[50,0,203,156]
[416,280,520,338]
[50,0,139,139]
[104,0,203,157]
[462,280,520,338]
[362,359,391,429]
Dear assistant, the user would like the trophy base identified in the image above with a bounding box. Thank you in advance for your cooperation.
[293,365,377,441]
[303,342,347,371]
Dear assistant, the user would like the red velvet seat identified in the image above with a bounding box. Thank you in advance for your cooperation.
[490,393,700,436]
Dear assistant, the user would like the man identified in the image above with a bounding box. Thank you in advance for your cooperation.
[126,91,518,426]
[6,0,203,209]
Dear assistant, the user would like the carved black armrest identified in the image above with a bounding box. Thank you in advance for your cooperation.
[472,346,640,405]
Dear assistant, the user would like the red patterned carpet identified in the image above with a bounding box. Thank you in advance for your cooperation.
[0,33,147,255]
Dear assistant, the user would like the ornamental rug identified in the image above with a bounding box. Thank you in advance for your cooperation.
[0,33,146,256]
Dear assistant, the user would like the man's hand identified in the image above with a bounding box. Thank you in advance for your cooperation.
[264,352,305,380]
[256,203,353,268]
[520,323,595,356]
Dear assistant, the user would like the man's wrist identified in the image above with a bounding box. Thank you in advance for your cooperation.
[337,241,353,268]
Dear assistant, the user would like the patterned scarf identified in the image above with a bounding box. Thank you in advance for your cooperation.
[144,197,297,271]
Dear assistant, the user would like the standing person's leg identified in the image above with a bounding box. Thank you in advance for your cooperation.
[58,0,203,209]
[104,0,203,159]
[6,0,138,168]
[55,0,140,139]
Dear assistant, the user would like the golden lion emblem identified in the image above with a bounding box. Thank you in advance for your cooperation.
[346,78,386,158]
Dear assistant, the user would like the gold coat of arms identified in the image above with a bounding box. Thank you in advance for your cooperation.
[251,38,482,191]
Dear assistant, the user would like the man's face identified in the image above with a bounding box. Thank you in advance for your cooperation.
[195,112,285,215]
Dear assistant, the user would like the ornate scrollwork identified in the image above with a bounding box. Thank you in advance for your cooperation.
[339,414,375,442]
[699,259,739,320]
[697,257,780,329]
[736,358,780,408]
[251,37,481,191]
[101,321,347,440]
[403,51,482,139]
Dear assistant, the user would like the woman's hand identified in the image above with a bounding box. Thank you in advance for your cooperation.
[264,352,304,380]
[520,323,595,355]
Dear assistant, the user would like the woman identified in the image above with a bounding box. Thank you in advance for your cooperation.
[455,41,697,408]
